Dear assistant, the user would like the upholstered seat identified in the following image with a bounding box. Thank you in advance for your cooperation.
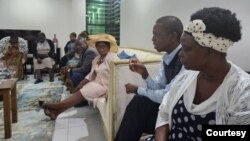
[96,47,162,141]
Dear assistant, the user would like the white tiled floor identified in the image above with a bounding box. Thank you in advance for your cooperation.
[52,92,107,141]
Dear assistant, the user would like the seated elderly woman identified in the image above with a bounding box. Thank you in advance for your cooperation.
[42,35,117,120]
[33,32,56,84]
[155,7,250,141]
[0,33,28,80]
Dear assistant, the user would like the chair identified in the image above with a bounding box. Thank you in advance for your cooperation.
[23,54,34,75]
[96,47,162,141]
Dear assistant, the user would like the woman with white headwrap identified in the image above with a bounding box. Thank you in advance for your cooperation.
[155,7,250,141]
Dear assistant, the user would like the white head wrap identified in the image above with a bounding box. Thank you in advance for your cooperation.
[184,19,233,53]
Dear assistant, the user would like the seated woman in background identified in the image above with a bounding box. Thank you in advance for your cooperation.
[0,33,28,80]
[64,32,77,59]
[0,33,28,59]
[33,32,56,84]
[79,30,90,42]
[155,7,250,141]
[66,43,82,68]
[42,35,117,120]
[4,42,23,80]
[59,32,77,69]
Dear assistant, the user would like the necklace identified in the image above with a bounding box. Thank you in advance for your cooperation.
[99,57,104,62]
[98,57,105,65]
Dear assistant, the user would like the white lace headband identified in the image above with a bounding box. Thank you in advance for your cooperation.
[184,19,233,53]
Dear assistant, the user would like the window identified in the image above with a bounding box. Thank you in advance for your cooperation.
[86,0,120,45]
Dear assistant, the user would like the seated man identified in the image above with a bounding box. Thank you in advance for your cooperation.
[115,16,183,141]
[0,33,28,80]
[60,39,93,92]
[66,39,98,89]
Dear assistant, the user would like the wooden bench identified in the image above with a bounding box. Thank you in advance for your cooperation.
[95,47,162,141]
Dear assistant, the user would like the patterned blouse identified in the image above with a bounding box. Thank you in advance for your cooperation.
[0,36,28,54]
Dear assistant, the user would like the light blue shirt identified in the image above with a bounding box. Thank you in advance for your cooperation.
[137,45,182,104]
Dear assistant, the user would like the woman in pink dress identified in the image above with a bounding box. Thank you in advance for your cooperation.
[42,35,117,120]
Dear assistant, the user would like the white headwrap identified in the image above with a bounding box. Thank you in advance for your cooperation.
[184,19,233,53]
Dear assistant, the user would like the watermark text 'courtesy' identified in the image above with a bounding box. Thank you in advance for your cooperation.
[202,125,250,140]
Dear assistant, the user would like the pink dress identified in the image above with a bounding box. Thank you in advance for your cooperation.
[80,52,116,106]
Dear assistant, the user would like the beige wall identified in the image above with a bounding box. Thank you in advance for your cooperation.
[120,0,250,71]
[0,0,86,56]
[1,0,249,70]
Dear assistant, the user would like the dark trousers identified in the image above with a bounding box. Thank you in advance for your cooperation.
[115,95,160,141]
[71,71,84,88]
[59,55,68,70]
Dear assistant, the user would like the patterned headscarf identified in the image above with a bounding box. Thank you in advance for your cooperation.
[184,19,233,53]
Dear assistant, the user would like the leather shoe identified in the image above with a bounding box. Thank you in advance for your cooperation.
[35,79,43,84]
[50,77,54,82]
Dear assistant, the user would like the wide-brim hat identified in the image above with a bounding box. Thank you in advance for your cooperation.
[88,34,118,53]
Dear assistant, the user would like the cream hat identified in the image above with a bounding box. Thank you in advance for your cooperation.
[88,34,118,53]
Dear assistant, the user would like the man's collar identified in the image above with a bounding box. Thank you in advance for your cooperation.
[163,44,181,65]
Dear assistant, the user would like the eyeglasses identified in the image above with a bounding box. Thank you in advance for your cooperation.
[96,45,109,49]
